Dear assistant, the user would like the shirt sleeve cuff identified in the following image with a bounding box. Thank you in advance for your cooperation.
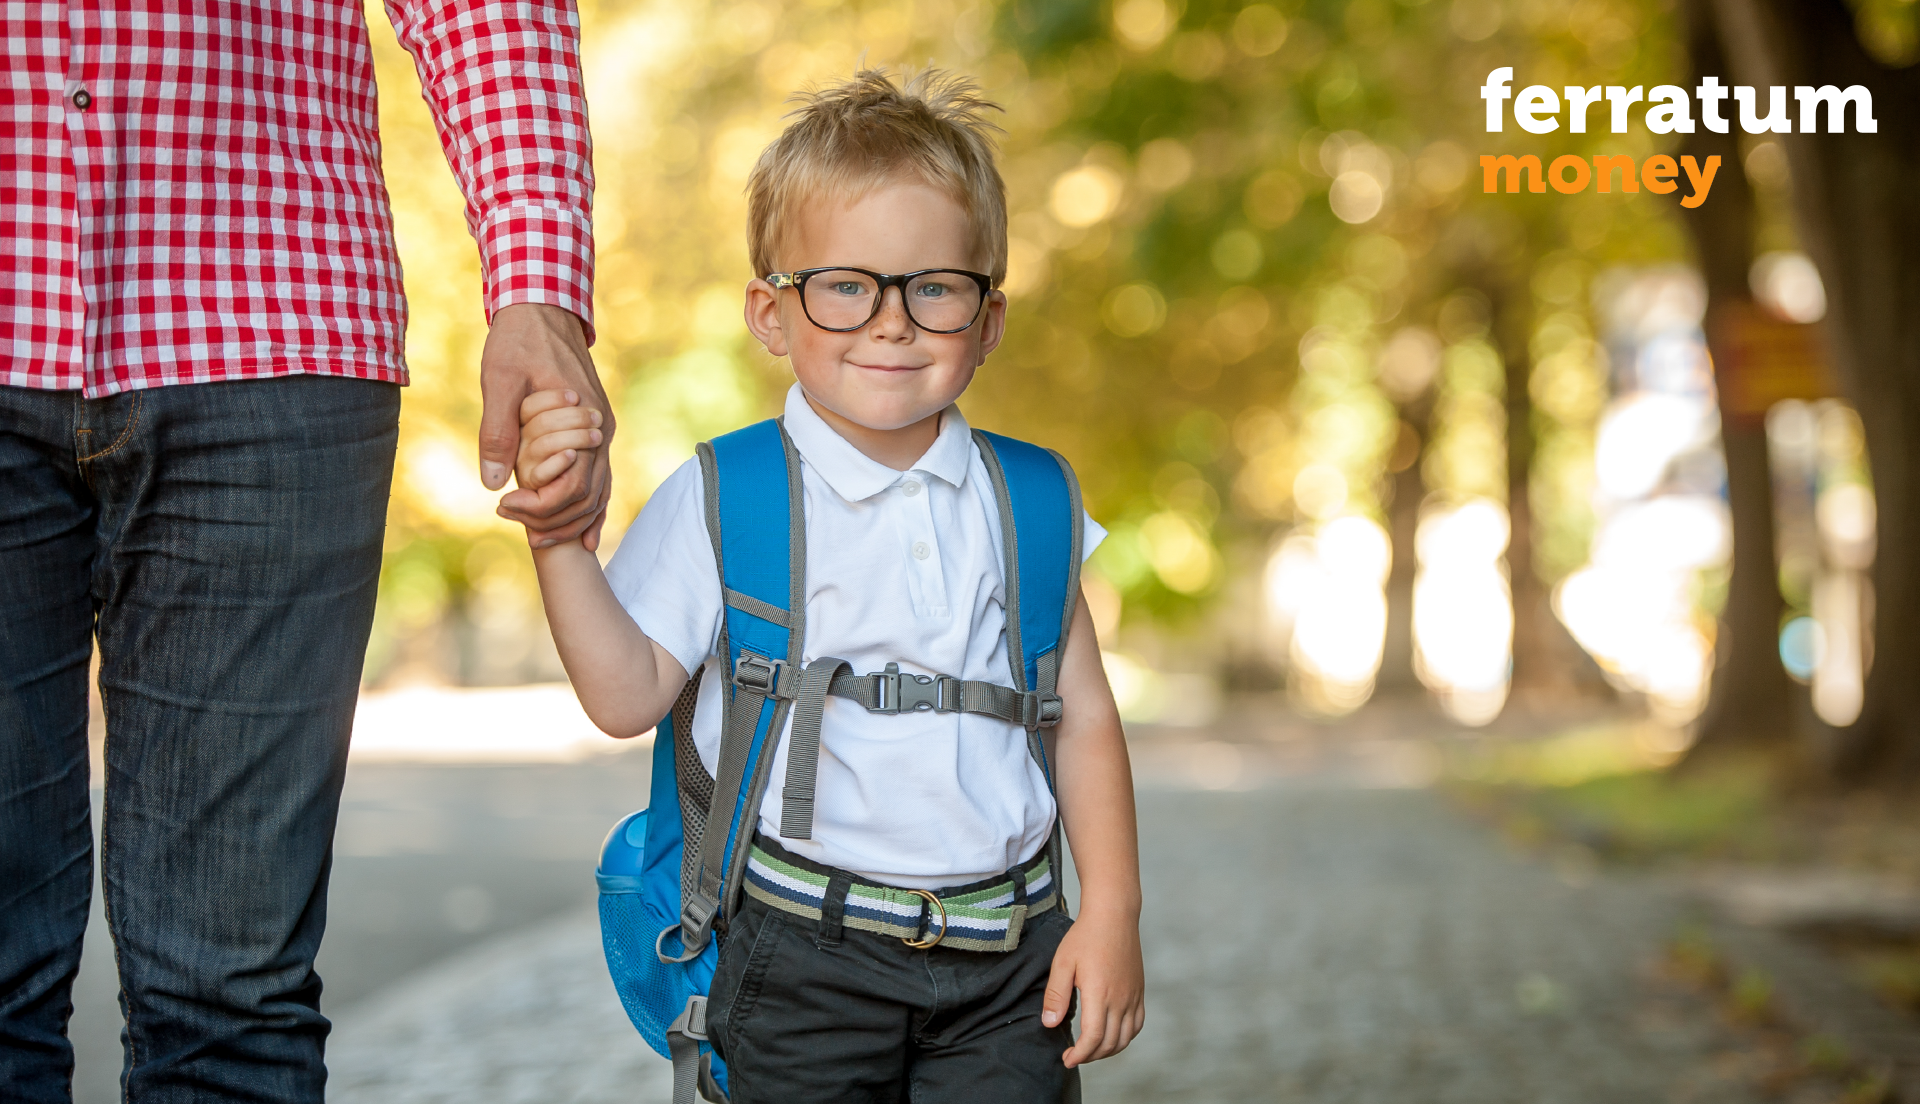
[477,203,596,344]
[1081,511,1107,563]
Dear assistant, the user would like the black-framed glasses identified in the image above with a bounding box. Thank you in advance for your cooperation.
[766,267,994,334]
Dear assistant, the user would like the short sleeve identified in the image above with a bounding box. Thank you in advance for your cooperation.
[603,458,723,682]
[1081,511,1106,564]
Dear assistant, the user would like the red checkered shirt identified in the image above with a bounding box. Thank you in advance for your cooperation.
[3,1,594,397]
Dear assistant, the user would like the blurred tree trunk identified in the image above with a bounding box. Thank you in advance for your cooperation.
[1680,0,1801,759]
[1377,406,1430,693]
[1487,282,1607,711]
[1710,0,1920,780]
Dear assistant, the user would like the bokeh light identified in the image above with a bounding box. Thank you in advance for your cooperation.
[353,0,1871,751]
[1265,516,1391,717]
[1750,251,1827,323]
[1553,270,1725,724]
[1412,498,1513,726]
[1769,399,1875,726]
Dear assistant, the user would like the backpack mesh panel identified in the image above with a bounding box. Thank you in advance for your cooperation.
[671,674,712,902]
[599,892,675,1059]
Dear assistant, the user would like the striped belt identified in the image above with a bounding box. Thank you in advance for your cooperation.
[742,836,1057,953]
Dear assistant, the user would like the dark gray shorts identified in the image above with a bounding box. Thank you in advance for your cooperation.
[708,880,1082,1104]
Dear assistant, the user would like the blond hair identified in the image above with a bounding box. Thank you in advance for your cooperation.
[747,68,1008,286]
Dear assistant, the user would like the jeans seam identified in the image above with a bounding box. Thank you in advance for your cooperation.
[913,953,940,1042]
[102,782,139,1100]
[76,390,142,464]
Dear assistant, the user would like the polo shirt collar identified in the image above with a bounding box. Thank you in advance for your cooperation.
[782,384,973,503]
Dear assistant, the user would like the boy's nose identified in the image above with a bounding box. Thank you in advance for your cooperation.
[869,286,914,338]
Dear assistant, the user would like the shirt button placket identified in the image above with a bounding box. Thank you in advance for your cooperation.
[903,473,950,616]
[65,4,103,391]
[905,477,933,563]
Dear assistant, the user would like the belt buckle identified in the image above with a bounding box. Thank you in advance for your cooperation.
[902,889,946,949]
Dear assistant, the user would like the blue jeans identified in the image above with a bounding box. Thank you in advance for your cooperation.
[0,376,399,1103]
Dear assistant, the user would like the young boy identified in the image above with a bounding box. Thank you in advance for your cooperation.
[510,69,1143,1101]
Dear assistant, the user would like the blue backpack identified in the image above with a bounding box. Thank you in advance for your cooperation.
[594,417,1084,1104]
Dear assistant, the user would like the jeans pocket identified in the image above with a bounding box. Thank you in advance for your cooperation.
[716,908,787,1054]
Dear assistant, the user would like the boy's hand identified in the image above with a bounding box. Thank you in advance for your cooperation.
[480,303,614,551]
[513,390,604,521]
[1042,907,1145,1068]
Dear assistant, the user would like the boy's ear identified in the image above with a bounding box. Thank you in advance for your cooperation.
[976,290,1008,365]
[744,279,790,357]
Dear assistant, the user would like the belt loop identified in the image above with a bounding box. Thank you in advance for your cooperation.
[816,871,852,948]
[1003,904,1029,952]
[1010,863,1028,907]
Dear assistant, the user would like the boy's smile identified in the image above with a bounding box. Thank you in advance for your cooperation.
[744,181,1006,470]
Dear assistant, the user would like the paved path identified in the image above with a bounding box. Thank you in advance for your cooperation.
[1092,788,1755,1103]
[329,909,670,1103]
[325,775,1841,1103]
[65,755,650,1104]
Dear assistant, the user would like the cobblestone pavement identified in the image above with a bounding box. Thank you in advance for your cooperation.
[1085,788,1789,1104]
[328,776,1844,1104]
[329,909,670,1104]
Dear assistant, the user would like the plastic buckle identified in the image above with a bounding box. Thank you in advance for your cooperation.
[1021,691,1064,728]
[873,662,949,714]
[732,654,788,699]
[656,892,718,964]
[669,994,710,1042]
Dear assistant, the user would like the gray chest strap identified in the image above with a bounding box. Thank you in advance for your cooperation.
[729,654,1063,841]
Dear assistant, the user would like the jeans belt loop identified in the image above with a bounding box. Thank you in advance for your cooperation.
[817,871,852,947]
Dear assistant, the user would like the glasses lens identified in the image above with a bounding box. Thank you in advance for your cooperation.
[905,272,984,332]
[800,270,879,330]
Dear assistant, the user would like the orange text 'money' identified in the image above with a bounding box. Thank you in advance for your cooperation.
[1479,153,1720,208]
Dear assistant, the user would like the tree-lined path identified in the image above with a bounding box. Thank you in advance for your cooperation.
[294,736,1859,1104]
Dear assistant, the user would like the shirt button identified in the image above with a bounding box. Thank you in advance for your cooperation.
[71,88,92,110]
[902,480,922,497]
[912,541,930,560]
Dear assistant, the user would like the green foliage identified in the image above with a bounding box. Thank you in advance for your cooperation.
[1730,967,1777,1022]
[976,0,1701,626]
[1848,0,1920,66]
[1456,744,1785,863]
[366,0,1707,671]
[997,0,1104,56]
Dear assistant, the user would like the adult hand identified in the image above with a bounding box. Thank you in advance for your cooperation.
[478,303,615,551]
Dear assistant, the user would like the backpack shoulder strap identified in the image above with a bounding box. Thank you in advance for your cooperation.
[971,429,1083,779]
[973,429,1082,919]
[660,417,804,965]
[705,417,805,666]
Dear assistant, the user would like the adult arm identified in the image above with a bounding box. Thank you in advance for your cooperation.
[383,0,614,548]
[1042,593,1146,1067]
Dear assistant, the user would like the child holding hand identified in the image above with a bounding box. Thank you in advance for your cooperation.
[508,69,1143,1102]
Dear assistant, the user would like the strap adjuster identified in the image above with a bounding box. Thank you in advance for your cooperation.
[873,663,959,715]
[656,890,718,963]
[669,994,710,1042]
[732,654,789,699]
[1020,691,1064,729]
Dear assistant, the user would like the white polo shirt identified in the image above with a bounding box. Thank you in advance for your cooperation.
[605,385,1103,890]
